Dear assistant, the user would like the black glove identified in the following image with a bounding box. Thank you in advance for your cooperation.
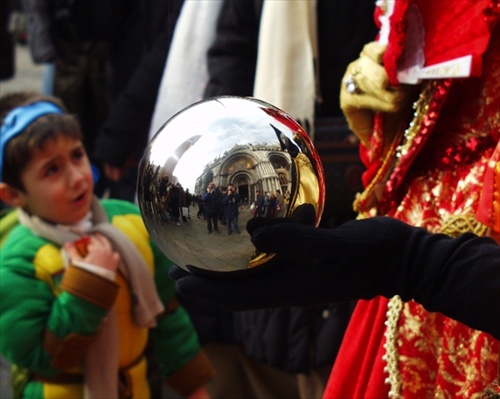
[170,217,500,340]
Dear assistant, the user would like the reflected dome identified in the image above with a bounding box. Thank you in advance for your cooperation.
[137,96,325,271]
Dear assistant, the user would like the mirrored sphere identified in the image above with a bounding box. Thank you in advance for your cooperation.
[137,96,325,272]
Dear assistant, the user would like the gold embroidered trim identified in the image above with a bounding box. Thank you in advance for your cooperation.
[383,215,492,398]
[353,81,442,214]
[380,83,442,399]
[396,81,438,159]
[383,295,403,399]
[441,215,489,238]
[481,379,500,399]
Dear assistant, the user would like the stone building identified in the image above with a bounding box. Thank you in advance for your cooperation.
[195,143,291,204]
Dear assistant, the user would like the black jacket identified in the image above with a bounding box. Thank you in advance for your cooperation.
[202,188,222,216]
[179,294,356,374]
[94,0,184,168]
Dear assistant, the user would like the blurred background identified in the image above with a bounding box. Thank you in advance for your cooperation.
[0,5,43,396]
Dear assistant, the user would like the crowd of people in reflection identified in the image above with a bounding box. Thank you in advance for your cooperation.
[142,172,291,236]
[150,178,291,235]
[252,189,287,219]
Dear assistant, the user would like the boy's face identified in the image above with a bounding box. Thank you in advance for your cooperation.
[7,135,94,225]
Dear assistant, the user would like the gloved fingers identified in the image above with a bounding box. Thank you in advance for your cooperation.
[174,273,248,309]
[246,203,316,235]
[174,264,277,309]
[354,81,402,112]
[341,41,403,112]
[340,108,375,146]
[169,264,191,280]
[252,217,410,261]
[343,57,399,112]
[251,223,327,260]
[359,41,386,64]
[175,256,308,310]
[246,217,289,235]
[186,263,256,280]
[288,203,316,225]
[340,41,410,144]
[184,254,289,281]
[354,55,390,93]
[174,276,272,310]
[339,59,389,144]
[170,263,265,284]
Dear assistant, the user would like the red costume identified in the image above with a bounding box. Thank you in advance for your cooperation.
[325,1,500,397]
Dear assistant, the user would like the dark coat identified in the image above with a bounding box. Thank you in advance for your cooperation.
[202,188,221,215]
[180,292,356,374]
[233,304,356,373]
[94,0,184,168]
[223,192,240,218]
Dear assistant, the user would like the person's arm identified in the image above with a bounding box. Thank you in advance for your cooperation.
[171,216,500,340]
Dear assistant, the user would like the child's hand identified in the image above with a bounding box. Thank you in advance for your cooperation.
[65,234,120,273]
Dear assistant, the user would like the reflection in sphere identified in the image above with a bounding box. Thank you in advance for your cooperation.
[137,96,325,272]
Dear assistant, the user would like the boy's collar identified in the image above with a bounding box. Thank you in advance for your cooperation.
[58,212,94,234]
[19,208,94,233]
[0,101,63,181]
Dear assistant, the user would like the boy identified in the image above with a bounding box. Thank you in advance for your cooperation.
[0,95,214,398]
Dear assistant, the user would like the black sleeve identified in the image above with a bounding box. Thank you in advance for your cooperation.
[253,217,500,340]
[172,216,500,340]
[203,0,263,98]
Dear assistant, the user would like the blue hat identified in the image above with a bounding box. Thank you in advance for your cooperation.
[0,101,63,181]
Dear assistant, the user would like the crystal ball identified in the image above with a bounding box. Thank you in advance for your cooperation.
[137,96,325,272]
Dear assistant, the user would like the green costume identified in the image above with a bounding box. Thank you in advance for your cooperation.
[0,199,213,398]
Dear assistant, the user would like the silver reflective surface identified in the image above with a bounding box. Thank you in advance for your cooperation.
[137,96,325,271]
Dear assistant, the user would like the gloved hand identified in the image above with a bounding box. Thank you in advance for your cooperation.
[170,217,500,340]
[340,42,410,146]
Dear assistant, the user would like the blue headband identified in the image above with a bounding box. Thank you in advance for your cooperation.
[0,101,64,181]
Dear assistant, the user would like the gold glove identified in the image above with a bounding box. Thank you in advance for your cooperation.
[340,42,408,146]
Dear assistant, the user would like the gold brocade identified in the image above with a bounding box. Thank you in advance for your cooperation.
[383,296,403,399]
[383,212,498,399]
[441,215,489,237]
[384,129,499,398]
[378,20,500,399]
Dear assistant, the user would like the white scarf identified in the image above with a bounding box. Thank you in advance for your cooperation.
[253,0,318,139]
[148,0,224,140]
[18,198,164,398]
